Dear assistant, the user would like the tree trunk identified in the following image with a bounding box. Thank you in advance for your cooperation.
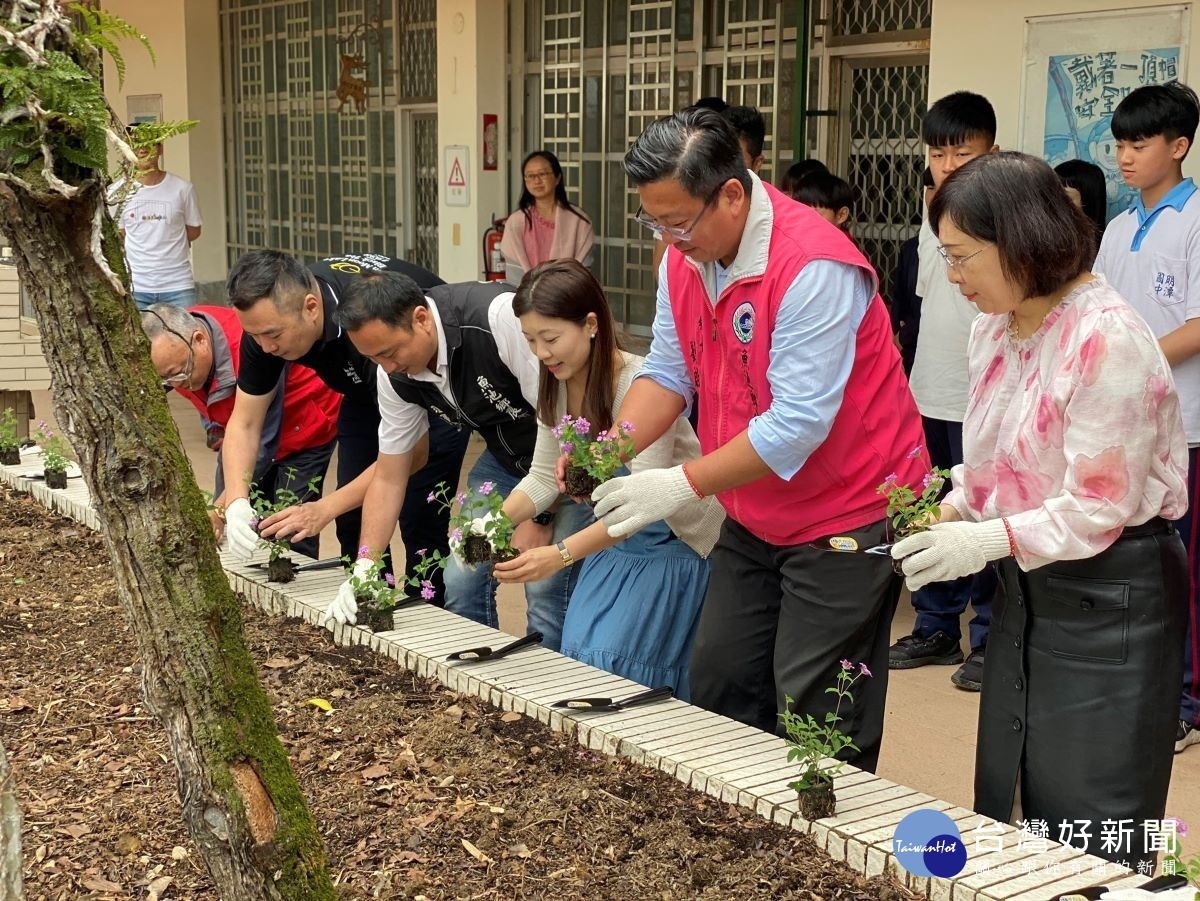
[0,88,334,901]
[0,738,21,900]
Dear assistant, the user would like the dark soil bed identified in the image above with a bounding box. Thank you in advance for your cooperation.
[0,484,921,900]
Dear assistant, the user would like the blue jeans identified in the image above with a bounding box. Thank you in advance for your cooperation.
[443,450,593,652]
[911,417,995,651]
[133,287,198,310]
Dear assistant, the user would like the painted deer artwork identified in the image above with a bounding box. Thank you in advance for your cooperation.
[336,54,368,114]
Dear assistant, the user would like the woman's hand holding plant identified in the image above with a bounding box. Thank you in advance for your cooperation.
[493,545,562,584]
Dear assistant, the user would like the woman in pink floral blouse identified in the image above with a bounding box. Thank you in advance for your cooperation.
[892,151,1189,871]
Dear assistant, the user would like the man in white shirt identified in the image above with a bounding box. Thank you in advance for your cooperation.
[109,130,202,310]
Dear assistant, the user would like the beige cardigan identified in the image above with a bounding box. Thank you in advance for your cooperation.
[500,203,595,284]
[513,351,725,557]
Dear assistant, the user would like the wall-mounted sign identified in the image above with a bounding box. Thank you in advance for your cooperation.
[483,114,498,171]
[445,145,470,207]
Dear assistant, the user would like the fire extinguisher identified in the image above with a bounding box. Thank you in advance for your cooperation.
[483,215,506,282]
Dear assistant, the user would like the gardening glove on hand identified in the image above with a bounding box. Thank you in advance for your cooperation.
[324,557,375,628]
[223,497,260,561]
[468,511,498,536]
[592,464,699,540]
[891,519,1011,593]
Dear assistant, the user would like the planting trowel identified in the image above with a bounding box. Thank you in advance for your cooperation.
[445,631,543,662]
[250,556,344,573]
[550,685,674,712]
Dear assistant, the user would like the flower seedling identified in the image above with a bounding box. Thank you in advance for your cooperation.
[0,408,21,465]
[877,446,950,538]
[427,481,516,566]
[554,415,635,498]
[348,547,444,632]
[779,660,873,820]
[1160,818,1200,896]
[248,470,322,583]
[34,422,72,488]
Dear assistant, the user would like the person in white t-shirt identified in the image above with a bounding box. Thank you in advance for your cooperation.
[109,130,202,310]
[889,91,999,692]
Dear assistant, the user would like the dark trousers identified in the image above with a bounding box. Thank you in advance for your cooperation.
[334,400,469,606]
[976,521,1186,872]
[1173,447,1200,725]
[911,416,995,650]
[689,517,900,772]
[226,439,336,560]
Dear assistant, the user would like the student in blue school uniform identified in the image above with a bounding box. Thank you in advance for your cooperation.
[1093,79,1200,754]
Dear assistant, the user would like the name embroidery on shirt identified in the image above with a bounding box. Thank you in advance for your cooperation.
[342,362,363,385]
[476,375,527,421]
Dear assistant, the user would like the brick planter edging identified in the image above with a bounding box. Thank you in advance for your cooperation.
[0,458,1152,901]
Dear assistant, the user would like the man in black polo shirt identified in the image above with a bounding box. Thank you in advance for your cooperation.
[321,270,592,652]
[219,250,469,606]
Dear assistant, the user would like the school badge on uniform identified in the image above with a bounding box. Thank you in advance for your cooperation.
[733,301,755,343]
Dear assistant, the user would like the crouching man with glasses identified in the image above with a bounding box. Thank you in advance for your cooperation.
[140,303,342,557]
[590,109,927,771]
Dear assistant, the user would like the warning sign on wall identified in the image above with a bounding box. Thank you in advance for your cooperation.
[445,145,470,207]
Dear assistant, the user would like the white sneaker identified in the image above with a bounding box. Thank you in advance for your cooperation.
[1176,719,1200,754]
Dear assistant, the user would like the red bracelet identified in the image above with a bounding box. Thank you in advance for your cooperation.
[1001,518,1017,558]
[681,463,703,498]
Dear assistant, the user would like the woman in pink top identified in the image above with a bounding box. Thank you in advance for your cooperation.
[892,152,1188,871]
[500,150,594,284]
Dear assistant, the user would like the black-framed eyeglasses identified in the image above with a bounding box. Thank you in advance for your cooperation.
[633,184,723,243]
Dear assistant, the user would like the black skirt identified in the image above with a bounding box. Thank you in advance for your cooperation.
[974,518,1187,871]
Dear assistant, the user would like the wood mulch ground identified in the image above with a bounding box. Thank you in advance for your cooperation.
[0,484,922,899]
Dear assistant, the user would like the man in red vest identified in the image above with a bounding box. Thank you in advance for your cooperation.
[593,110,928,770]
[141,303,341,558]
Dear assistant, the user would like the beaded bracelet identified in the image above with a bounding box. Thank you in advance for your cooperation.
[1001,518,1017,558]
[682,463,703,498]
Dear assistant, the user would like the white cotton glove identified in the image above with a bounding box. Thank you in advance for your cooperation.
[324,557,375,628]
[592,464,699,540]
[223,497,260,561]
[469,512,498,536]
[891,519,1012,592]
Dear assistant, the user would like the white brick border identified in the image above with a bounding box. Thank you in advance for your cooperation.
[1,458,1151,901]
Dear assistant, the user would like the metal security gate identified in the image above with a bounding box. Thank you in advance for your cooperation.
[520,1,799,335]
[219,0,403,267]
[408,112,439,272]
[396,0,438,272]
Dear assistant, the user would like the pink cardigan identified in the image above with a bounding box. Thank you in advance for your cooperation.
[500,204,595,283]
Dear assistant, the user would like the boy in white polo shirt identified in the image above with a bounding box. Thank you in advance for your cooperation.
[1094,80,1200,754]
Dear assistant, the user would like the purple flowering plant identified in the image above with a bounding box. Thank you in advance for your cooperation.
[33,421,71,475]
[426,479,515,562]
[554,415,636,482]
[246,468,322,570]
[346,554,405,613]
[876,445,951,538]
[1159,817,1200,889]
[779,660,873,792]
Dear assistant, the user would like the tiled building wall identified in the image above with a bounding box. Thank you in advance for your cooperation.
[0,255,50,394]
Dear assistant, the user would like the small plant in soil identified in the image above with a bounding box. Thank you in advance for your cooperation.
[348,546,445,632]
[780,659,873,821]
[878,447,949,574]
[0,408,21,466]
[34,422,72,489]
[428,480,516,566]
[554,415,636,498]
[248,470,321,583]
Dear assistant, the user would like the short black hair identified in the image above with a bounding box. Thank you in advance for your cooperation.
[922,91,997,147]
[332,270,428,331]
[779,158,829,196]
[226,249,317,313]
[792,171,856,214]
[623,108,753,198]
[928,152,1094,299]
[1111,81,1200,150]
[1054,159,1108,237]
[724,105,766,159]
[688,96,729,114]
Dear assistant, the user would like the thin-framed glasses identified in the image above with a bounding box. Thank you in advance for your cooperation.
[936,245,985,271]
[523,169,556,183]
[142,308,196,388]
[633,184,723,242]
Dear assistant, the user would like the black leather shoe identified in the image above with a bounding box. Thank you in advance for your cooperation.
[888,631,964,669]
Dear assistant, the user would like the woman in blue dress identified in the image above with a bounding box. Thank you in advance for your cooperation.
[494,260,723,700]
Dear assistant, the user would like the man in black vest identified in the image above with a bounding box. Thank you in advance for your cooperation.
[322,270,591,652]
[219,250,470,607]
